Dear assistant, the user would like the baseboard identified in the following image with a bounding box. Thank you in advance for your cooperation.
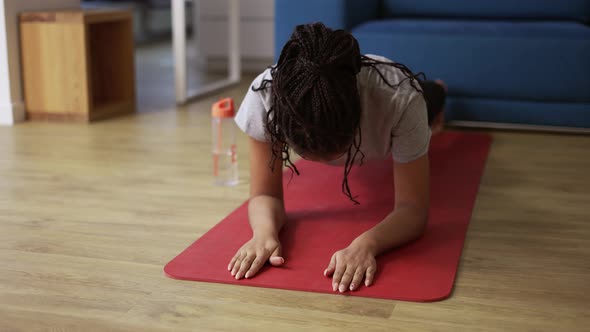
[0,101,26,126]
[27,111,88,122]
[448,120,590,135]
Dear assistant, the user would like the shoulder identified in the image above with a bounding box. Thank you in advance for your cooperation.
[252,67,274,86]
[357,54,424,116]
[358,54,422,96]
[235,68,274,142]
[245,67,274,111]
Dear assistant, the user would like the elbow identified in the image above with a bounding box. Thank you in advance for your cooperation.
[414,212,429,238]
[408,207,429,240]
[393,203,429,241]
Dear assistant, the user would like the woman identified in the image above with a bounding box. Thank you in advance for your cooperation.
[228,22,446,293]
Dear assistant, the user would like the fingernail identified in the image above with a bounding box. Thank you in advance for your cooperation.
[324,269,327,277]
[339,284,346,293]
[332,283,338,292]
[350,283,355,291]
[231,270,236,276]
[245,272,250,279]
[365,281,370,287]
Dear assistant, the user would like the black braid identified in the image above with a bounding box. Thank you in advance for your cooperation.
[253,22,423,204]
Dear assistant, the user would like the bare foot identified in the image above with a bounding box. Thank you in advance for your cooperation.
[431,112,445,135]
[431,79,447,135]
[435,79,448,92]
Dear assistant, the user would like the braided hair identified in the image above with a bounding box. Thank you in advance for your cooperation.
[254,22,424,204]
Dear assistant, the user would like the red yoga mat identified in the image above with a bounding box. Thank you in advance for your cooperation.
[165,131,492,302]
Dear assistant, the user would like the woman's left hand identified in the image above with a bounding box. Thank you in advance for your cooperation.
[324,239,377,293]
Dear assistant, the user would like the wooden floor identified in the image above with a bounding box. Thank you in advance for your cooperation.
[135,41,227,113]
[1,80,589,331]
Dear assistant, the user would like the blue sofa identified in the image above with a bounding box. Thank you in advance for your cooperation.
[275,0,590,130]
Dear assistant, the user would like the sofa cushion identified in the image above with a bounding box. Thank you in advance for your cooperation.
[352,19,590,103]
[446,97,590,128]
[381,0,590,22]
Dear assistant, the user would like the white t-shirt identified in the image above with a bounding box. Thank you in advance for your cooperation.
[235,54,431,165]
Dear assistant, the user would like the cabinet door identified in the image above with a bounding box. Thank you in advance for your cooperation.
[201,20,274,58]
[199,0,274,58]
[200,0,274,18]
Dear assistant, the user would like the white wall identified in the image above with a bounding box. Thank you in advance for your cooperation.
[0,0,80,126]
[0,2,12,125]
[198,0,274,72]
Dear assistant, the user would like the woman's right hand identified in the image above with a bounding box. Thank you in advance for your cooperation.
[230,137,286,280]
[228,235,284,280]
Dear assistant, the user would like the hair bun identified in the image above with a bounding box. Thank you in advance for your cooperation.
[287,22,362,77]
[323,30,362,75]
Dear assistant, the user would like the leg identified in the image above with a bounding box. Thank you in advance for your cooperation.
[419,80,447,134]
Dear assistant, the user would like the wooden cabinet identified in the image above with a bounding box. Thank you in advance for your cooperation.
[19,9,136,122]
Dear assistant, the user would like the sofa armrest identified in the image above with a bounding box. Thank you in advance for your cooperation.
[274,0,379,60]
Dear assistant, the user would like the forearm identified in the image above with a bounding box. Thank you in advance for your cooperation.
[248,195,286,238]
[355,205,428,256]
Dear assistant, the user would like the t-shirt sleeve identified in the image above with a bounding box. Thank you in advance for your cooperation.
[391,94,431,163]
[234,73,270,142]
